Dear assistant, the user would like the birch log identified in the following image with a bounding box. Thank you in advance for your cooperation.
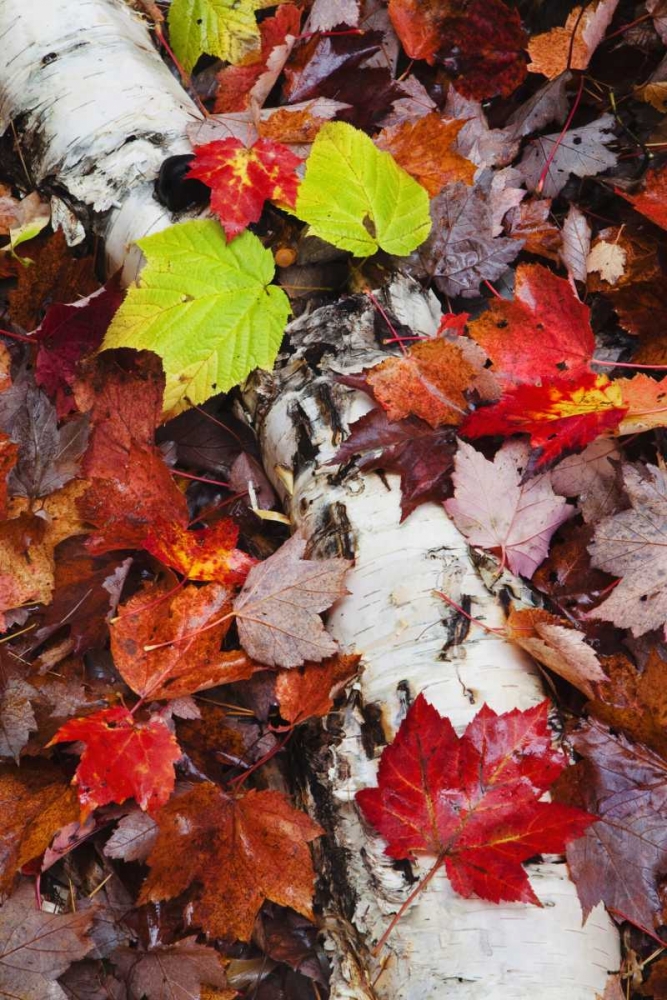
[0,1,621,996]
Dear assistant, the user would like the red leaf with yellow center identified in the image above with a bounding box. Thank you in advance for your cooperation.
[188,138,302,240]
[461,371,628,468]
[356,694,595,905]
[143,517,257,586]
[48,706,181,819]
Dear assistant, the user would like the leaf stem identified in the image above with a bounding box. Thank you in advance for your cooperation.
[372,854,445,956]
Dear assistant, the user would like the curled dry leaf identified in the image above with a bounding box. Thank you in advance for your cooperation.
[506,606,607,699]
[233,533,351,668]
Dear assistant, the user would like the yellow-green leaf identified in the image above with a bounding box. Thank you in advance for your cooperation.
[168,0,278,74]
[294,122,432,257]
[101,221,290,418]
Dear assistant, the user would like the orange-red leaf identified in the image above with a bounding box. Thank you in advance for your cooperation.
[375,115,475,197]
[188,138,302,240]
[48,706,181,818]
[467,263,595,383]
[357,695,595,904]
[139,783,322,941]
[365,338,483,428]
[144,517,256,585]
[461,371,627,468]
[110,579,257,700]
[275,653,359,725]
[618,167,667,231]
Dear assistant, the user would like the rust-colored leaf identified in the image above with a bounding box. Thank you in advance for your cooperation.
[139,783,322,941]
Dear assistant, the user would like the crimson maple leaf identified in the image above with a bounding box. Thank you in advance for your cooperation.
[461,370,628,468]
[188,138,302,240]
[48,706,181,818]
[356,694,595,905]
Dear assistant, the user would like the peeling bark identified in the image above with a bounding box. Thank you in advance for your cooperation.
[0,1,621,996]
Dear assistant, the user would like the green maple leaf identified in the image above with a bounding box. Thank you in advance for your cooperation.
[294,121,432,257]
[168,0,279,74]
[101,221,290,417]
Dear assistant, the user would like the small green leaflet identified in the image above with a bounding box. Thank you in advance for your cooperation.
[168,0,278,74]
[294,122,432,257]
[101,221,290,417]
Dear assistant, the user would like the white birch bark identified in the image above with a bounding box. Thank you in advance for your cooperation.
[0,1,621,996]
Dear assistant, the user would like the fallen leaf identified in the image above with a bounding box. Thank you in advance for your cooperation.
[618,166,667,231]
[0,880,94,999]
[113,937,230,999]
[357,694,594,904]
[215,5,301,112]
[103,809,158,863]
[110,579,257,700]
[139,783,322,941]
[234,533,350,668]
[556,718,667,937]
[167,0,277,74]
[49,706,182,818]
[294,121,431,256]
[412,180,521,297]
[188,137,302,240]
[561,204,591,283]
[550,437,622,522]
[0,760,78,898]
[586,239,627,285]
[518,114,617,199]
[330,407,457,521]
[505,607,607,698]
[144,518,256,585]
[388,0,527,100]
[444,440,573,577]
[587,650,667,759]
[528,1,620,78]
[375,115,475,197]
[33,278,123,418]
[461,370,627,469]
[616,374,667,435]
[8,229,98,331]
[0,675,37,761]
[505,73,572,139]
[588,462,667,636]
[101,222,291,417]
[275,653,359,724]
[466,262,594,382]
[364,338,481,428]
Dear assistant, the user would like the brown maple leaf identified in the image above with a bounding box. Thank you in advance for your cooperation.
[113,936,231,999]
[139,783,322,941]
[0,880,94,999]
[233,533,351,668]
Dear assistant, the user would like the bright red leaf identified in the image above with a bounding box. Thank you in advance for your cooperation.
[468,263,594,383]
[461,371,628,468]
[188,138,302,240]
[356,694,595,905]
[48,706,181,818]
[144,517,257,585]
[618,166,667,232]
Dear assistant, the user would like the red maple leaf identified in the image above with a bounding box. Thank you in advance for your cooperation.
[467,263,594,384]
[460,371,628,468]
[48,706,181,818]
[356,694,595,905]
[187,138,302,240]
